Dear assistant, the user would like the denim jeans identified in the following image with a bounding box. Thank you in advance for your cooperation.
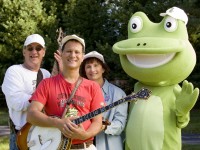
[9,132,19,150]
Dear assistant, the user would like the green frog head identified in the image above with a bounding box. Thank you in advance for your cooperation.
[113,7,196,86]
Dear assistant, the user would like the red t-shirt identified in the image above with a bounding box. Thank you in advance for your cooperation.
[30,74,104,144]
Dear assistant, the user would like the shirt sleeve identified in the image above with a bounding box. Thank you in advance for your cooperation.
[41,68,51,78]
[104,88,128,135]
[2,67,30,111]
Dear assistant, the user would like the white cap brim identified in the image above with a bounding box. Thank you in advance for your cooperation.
[24,34,45,47]
[160,7,188,25]
[61,34,85,50]
[84,51,105,63]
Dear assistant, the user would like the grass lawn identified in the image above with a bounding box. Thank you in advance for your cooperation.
[0,136,9,150]
[0,107,8,126]
[0,107,9,150]
[0,108,199,150]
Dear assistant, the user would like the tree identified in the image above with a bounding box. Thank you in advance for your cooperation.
[0,0,199,95]
[59,0,130,81]
[0,0,57,82]
[43,0,200,93]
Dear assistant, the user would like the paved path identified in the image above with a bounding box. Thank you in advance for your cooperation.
[0,126,10,137]
[182,133,200,145]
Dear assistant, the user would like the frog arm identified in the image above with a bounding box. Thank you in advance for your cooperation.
[174,80,199,128]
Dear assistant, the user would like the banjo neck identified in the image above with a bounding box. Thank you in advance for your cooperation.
[72,88,151,125]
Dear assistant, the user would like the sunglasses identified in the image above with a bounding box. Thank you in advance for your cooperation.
[27,46,43,51]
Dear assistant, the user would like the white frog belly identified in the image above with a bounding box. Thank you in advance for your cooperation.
[126,95,164,150]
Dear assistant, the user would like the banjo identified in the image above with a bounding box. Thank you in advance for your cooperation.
[27,88,151,150]
[51,27,64,76]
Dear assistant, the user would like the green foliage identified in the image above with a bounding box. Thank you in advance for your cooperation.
[0,0,200,97]
[59,0,126,80]
[0,0,53,48]
[0,0,57,81]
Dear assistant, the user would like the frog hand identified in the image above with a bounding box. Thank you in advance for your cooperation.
[174,80,199,115]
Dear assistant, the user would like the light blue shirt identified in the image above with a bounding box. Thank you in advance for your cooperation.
[95,79,128,150]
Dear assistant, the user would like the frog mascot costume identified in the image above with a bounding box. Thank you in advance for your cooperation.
[112,7,199,150]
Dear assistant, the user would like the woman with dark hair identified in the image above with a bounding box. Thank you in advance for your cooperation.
[80,51,128,150]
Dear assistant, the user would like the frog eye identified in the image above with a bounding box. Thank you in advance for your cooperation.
[164,16,178,32]
[130,16,143,33]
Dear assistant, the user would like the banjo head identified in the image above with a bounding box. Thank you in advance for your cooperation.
[28,126,63,150]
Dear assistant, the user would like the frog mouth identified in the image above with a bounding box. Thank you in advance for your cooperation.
[127,53,176,68]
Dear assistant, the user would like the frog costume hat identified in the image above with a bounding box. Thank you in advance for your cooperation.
[113,7,199,150]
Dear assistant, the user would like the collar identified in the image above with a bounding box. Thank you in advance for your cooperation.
[102,79,109,95]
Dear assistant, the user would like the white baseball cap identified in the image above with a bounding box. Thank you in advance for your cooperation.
[61,34,85,51]
[160,7,188,25]
[84,51,105,63]
[24,34,45,47]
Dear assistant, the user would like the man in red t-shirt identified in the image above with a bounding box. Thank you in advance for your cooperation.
[27,34,104,150]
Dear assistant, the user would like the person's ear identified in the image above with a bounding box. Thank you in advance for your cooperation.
[43,50,46,57]
[22,49,26,56]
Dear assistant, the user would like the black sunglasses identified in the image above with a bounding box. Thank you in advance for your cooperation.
[27,46,43,51]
